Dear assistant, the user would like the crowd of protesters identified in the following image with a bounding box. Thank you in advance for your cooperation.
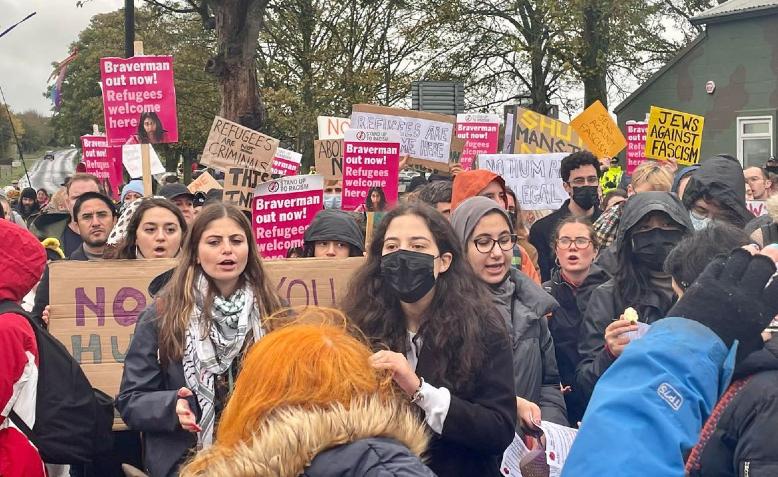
[1,149,778,477]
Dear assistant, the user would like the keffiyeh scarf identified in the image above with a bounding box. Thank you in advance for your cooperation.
[182,275,263,446]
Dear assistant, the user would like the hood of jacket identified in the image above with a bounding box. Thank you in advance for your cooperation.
[0,220,47,303]
[682,154,753,226]
[616,191,692,252]
[450,196,512,246]
[180,395,428,477]
[303,209,364,253]
[509,268,558,318]
[671,165,700,193]
[451,170,506,211]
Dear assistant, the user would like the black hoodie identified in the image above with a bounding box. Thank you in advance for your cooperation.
[303,209,365,256]
[682,154,754,228]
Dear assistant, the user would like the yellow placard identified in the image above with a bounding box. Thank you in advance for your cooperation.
[644,106,704,166]
[570,100,626,158]
[513,107,586,154]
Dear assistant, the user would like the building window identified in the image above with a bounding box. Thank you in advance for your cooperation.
[737,116,773,168]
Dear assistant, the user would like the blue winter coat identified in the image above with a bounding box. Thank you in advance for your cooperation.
[562,317,736,477]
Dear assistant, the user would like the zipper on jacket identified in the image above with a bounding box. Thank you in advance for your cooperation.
[743,460,750,477]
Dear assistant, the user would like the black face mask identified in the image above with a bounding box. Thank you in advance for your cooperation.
[381,250,437,303]
[631,228,684,271]
[571,185,600,211]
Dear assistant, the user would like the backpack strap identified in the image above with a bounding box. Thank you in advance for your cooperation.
[8,410,36,442]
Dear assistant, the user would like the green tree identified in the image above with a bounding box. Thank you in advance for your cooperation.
[0,105,25,161]
[17,111,54,153]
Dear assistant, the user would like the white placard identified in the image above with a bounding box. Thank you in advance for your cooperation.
[479,153,569,210]
[122,143,166,178]
[350,111,454,164]
[317,116,351,140]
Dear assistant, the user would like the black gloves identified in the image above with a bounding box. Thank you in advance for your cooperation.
[668,248,778,361]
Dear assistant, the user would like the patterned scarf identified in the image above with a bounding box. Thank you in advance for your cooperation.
[182,275,262,446]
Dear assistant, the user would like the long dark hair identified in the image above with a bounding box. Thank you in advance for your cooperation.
[138,111,166,143]
[156,202,283,365]
[108,198,187,259]
[366,186,387,212]
[341,203,505,391]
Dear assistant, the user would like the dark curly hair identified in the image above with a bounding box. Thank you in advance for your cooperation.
[560,150,602,183]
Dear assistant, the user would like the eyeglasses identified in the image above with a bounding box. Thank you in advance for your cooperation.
[556,237,593,249]
[568,176,600,187]
[473,234,517,254]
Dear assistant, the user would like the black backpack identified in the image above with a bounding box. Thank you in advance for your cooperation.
[0,301,115,464]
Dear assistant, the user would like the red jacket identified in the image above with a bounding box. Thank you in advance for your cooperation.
[0,220,47,477]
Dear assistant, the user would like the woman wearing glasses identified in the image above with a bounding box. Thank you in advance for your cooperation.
[452,197,568,435]
[543,217,609,425]
[576,192,691,409]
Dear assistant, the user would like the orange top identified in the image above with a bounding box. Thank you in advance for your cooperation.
[451,170,506,211]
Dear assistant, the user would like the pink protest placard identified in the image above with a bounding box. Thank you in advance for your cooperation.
[341,129,400,212]
[271,147,302,177]
[80,135,123,200]
[253,175,324,259]
[100,55,178,146]
[456,113,500,170]
[626,121,648,175]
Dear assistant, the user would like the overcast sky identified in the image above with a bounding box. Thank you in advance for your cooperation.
[0,0,124,115]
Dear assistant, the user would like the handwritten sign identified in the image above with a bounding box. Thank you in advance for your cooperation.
[456,113,500,170]
[747,200,768,217]
[81,135,122,200]
[270,147,302,177]
[253,175,324,259]
[223,166,272,212]
[644,106,704,166]
[351,104,454,170]
[187,171,222,194]
[342,129,401,211]
[199,116,279,172]
[514,107,586,154]
[317,116,351,139]
[314,139,344,180]
[479,153,568,210]
[99,56,178,146]
[625,121,648,175]
[121,143,165,178]
[570,100,626,158]
[49,257,365,399]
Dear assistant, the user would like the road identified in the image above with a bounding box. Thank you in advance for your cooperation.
[18,148,78,193]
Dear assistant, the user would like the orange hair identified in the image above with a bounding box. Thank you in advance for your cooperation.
[214,307,394,448]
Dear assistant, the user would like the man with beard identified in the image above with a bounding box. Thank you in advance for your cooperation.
[32,192,117,327]
[15,187,40,223]
[530,151,603,281]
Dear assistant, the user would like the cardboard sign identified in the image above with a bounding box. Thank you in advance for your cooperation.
[317,116,351,140]
[625,121,648,175]
[479,153,568,210]
[456,113,500,170]
[270,147,302,177]
[100,56,178,146]
[187,171,222,194]
[199,116,279,172]
[223,166,272,212]
[121,143,165,178]
[342,129,401,211]
[644,106,704,166]
[81,135,122,200]
[253,175,324,258]
[747,200,768,217]
[570,100,626,158]
[48,257,365,399]
[514,107,586,154]
[314,139,344,180]
[351,104,455,171]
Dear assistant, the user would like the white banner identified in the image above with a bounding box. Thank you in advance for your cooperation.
[317,116,351,140]
[478,153,569,210]
[350,111,454,164]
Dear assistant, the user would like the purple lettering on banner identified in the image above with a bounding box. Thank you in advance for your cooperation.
[287,279,310,305]
[113,287,147,326]
[329,278,336,304]
[76,287,106,326]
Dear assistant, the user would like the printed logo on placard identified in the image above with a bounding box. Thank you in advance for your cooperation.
[657,382,683,411]
[356,130,366,141]
[267,181,280,193]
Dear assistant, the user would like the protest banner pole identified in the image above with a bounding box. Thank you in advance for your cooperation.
[132,40,153,197]
[365,212,375,250]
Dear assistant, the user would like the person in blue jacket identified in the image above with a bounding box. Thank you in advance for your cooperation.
[562,249,778,476]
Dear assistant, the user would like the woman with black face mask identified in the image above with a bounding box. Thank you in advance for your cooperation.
[575,192,691,408]
[342,203,516,477]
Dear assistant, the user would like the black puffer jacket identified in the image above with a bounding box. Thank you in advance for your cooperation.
[689,339,778,477]
[575,192,692,405]
[682,154,754,228]
[543,264,610,424]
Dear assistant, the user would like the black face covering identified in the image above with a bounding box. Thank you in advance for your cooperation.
[631,228,685,271]
[381,250,437,303]
[571,185,599,211]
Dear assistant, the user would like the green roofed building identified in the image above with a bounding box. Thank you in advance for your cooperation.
[615,0,778,168]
